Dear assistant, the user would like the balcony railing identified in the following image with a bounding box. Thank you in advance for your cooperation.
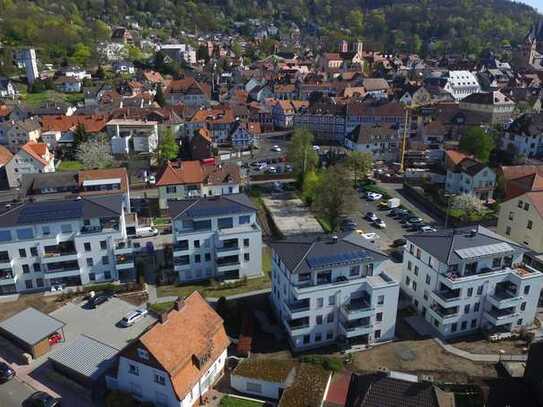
[431,305,459,319]
[43,250,78,258]
[286,301,310,314]
[433,290,461,302]
[342,298,372,314]
[217,244,239,252]
[216,260,240,267]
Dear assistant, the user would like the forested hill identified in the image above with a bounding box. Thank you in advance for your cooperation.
[0,0,540,65]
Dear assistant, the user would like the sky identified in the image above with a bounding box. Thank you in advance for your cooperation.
[521,0,542,11]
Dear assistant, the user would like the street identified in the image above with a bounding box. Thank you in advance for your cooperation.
[0,378,35,407]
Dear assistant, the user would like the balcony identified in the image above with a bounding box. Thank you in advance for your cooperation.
[292,276,361,298]
[115,254,134,270]
[0,256,11,268]
[114,241,133,255]
[0,269,15,285]
[339,320,372,338]
[341,298,373,320]
[285,299,310,319]
[41,250,79,263]
[484,308,519,326]
[431,289,462,307]
[216,243,240,256]
[216,255,240,272]
[487,290,521,309]
[429,304,459,321]
[286,318,311,335]
[44,262,81,279]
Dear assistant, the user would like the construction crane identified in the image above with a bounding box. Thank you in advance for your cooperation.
[399,104,417,174]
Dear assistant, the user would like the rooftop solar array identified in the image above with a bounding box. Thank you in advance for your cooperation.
[18,201,82,224]
[186,203,248,218]
[455,242,514,260]
[306,250,370,268]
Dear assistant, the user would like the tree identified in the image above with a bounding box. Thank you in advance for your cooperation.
[157,128,179,163]
[312,165,358,232]
[346,152,373,186]
[459,126,495,163]
[451,193,485,214]
[154,86,166,107]
[76,137,115,169]
[302,170,320,205]
[287,128,319,184]
[70,42,92,66]
[346,9,364,37]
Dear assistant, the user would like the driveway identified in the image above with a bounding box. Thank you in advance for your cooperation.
[0,378,35,407]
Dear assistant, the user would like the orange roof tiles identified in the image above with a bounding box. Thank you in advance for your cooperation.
[0,105,12,118]
[445,149,470,166]
[142,70,163,83]
[40,115,109,133]
[156,160,205,186]
[79,168,129,194]
[21,142,50,166]
[190,107,235,124]
[0,145,13,166]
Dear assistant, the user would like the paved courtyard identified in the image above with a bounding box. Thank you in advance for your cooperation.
[262,195,323,237]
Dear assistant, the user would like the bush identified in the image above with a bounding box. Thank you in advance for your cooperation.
[300,355,343,372]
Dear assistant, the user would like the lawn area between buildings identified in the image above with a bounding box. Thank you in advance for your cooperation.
[19,89,84,107]
[220,395,264,407]
[57,160,83,171]
[155,246,272,301]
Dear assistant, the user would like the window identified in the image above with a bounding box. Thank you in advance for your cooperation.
[137,348,149,360]
[521,302,527,311]
[244,253,250,262]
[19,248,26,258]
[508,211,514,221]
[100,240,107,250]
[471,319,477,329]
[239,215,250,224]
[22,264,30,273]
[36,278,43,287]
[316,315,323,325]
[317,298,324,308]
[464,304,470,314]
[104,271,111,279]
[154,374,166,386]
[128,364,139,376]
[424,291,429,301]
[477,285,483,295]
[467,287,473,297]
[84,243,91,251]
[328,295,336,306]
[425,275,431,285]
[492,258,501,268]
[193,220,212,231]
[326,330,334,340]
[16,228,34,240]
[194,254,201,263]
[528,220,533,230]
[517,319,523,326]
[25,279,33,289]
[405,276,411,286]
[166,186,176,193]
[364,263,374,276]
[327,313,334,323]
[30,247,37,257]
[315,333,322,342]
[42,226,50,236]
[246,382,262,394]
[205,253,211,262]
[524,285,531,295]
[194,240,200,248]
[60,224,72,234]
[243,238,250,248]
[376,312,383,322]
[416,248,421,259]
[350,265,360,276]
[474,302,480,312]
[518,200,523,208]
[461,321,467,330]
[217,217,233,229]
[409,244,414,254]
[414,265,419,276]
[375,330,381,339]
[412,281,417,291]
[524,203,530,211]
[303,335,310,344]
[87,258,94,266]
[102,256,109,265]
[407,261,412,271]
[506,226,511,236]
[377,295,384,305]
[451,323,458,332]
[33,263,40,272]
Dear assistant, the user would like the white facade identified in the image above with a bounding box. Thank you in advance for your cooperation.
[270,236,399,351]
[445,166,496,201]
[401,228,543,339]
[170,198,262,283]
[21,48,39,84]
[0,197,134,295]
[114,349,226,407]
[502,131,543,158]
[5,148,55,188]
[444,71,481,101]
[231,373,284,400]
[107,120,159,155]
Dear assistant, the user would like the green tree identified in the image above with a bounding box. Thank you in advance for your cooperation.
[231,40,242,57]
[287,128,319,184]
[459,126,495,163]
[70,42,92,66]
[127,45,144,61]
[71,123,88,157]
[346,152,373,186]
[302,170,320,205]
[346,9,364,37]
[157,128,179,163]
[312,165,358,232]
[76,137,115,169]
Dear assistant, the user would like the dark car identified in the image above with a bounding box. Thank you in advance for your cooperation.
[87,293,109,309]
[0,362,15,382]
[391,238,407,247]
[23,392,61,407]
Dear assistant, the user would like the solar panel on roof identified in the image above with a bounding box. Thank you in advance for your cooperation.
[455,242,513,260]
[307,250,370,268]
[187,204,246,218]
[18,201,82,224]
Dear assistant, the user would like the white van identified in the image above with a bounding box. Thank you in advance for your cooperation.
[135,226,158,238]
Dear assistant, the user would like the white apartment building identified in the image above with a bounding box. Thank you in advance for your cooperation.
[270,234,400,351]
[445,157,496,201]
[168,194,262,283]
[107,119,159,155]
[443,71,481,101]
[0,194,135,295]
[501,113,543,159]
[401,226,543,339]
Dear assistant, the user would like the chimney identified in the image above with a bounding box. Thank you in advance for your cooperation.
[174,296,184,311]
[159,311,168,324]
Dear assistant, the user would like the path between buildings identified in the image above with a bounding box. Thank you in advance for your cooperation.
[147,285,271,304]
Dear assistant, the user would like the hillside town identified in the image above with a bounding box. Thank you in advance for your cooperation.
[3,12,543,407]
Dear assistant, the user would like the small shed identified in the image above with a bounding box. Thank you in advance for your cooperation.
[0,307,65,358]
[49,335,118,394]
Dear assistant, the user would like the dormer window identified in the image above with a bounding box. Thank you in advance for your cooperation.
[137,348,149,360]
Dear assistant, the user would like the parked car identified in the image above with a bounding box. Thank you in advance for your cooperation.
[365,212,378,222]
[420,225,438,233]
[135,226,159,238]
[313,145,321,151]
[120,309,148,327]
[407,217,423,225]
[266,166,277,174]
[87,293,109,309]
[271,145,282,152]
[374,218,386,228]
[146,175,156,185]
[23,392,61,407]
[360,232,379,241]
[366,192,383,201]
[391,238,407,247]
[0,362,15,383]
[285,164,293,172]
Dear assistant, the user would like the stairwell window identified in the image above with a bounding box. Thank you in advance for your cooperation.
[527,220,533,230]
[129,364,139,376]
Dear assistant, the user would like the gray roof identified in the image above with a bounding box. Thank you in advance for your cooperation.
[0,194,123,227]
[167,193,256,219]
[406,225,525,264]
[0,308,65,345]
[270,232,388,274]
[49,335,118,380]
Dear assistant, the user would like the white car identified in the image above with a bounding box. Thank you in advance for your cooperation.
[420,225,438,233]
[120,309,148,327]
[271,145,282,152]
[267,166,277,174]
[313,145,320,151]
[367,192,383,201]
[135,226,159,238]
[374,218,386,228]
[146,175,156,185]
[365,212,378,222]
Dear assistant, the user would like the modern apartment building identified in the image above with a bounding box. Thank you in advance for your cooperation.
[401,226,543,339]
[168,194,262,283]
[0,194,135,295]
[270,233,400,351]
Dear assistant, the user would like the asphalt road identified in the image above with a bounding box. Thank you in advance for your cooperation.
[0,378,35,407]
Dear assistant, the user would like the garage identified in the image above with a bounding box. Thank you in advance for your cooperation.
[0,307,65,359]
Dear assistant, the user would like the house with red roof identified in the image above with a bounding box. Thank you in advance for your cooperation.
[444,150,496,201]
[5,141,55,188]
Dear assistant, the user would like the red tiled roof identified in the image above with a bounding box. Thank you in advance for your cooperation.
[21,142,50,166]
[40,115,109,133]
[79,168,129,194]
[0,145,13,166]
[0,104,13,118]
[325,372,352,407]
[445,149,470,166]
[156,160,205,186]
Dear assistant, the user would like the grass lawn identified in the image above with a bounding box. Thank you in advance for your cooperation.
[19,89,84,107]
[219,396,263,407]
[157,246,272,299]
[152,217,170,226]
[148,301,174,314]
[316,216,333,233]
[57,161,83,171]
